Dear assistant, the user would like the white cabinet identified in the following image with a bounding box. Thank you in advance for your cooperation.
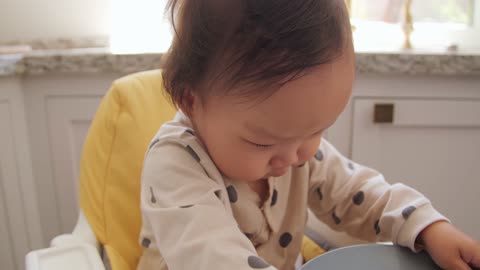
[328,74,480,241]
[0,101,20,270]
[1,69,479,270]
[352,98,480,239]
[1,73,119,270]
[23,73,119,244]
[0,77,43,270]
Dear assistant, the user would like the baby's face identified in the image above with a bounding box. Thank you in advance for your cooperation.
[190,49,355,182]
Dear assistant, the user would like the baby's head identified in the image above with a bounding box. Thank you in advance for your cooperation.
[163,0,355,181]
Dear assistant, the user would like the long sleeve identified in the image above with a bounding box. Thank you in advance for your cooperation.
[140,140,278,270]
[307,139,448,251]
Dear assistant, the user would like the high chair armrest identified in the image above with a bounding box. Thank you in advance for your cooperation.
[25,209,104,270]
[26,243,105,270]
[51,209,100,251]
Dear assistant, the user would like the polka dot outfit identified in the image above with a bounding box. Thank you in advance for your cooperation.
[137,112,448,270]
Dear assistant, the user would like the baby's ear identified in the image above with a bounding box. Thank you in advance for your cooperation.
[178,89,195,117]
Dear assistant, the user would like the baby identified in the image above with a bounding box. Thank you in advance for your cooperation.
[137,0,480,269]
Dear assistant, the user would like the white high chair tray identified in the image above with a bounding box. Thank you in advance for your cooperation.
[300,244,441,270]
[26,243,104,270]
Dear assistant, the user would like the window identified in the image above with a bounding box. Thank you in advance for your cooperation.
[352,0,474,24]
[350,0,480,51]
[109,0,480,53]
[110,0,172,54]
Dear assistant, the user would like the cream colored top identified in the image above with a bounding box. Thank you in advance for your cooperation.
[137,112,447,270]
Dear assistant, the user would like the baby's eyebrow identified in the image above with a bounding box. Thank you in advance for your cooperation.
[245,122,328,141]
[251,126,290,140]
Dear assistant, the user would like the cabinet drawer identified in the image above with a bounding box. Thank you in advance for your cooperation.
[352,98,480,240]
[359,98,480,127]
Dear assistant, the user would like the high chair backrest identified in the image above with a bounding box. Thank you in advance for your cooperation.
[79,70,176,270]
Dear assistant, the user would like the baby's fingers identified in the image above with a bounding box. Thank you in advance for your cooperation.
[443,259,472,270]
[460,241,480,268]
[468,256,480,269]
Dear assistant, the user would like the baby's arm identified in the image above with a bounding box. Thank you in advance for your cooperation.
[140,141,277,270]
[307,139,480,269]
[306,139,448,251]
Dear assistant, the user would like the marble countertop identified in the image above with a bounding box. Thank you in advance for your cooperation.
[1,47,480,77]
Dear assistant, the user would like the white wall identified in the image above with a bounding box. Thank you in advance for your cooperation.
[0,0,110,41]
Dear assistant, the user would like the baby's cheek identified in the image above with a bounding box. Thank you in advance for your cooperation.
[241,152,271,176]
[298,136,320,161]
[226,147,263,168]
[229,158,267,181]
[240,150,267,167]
[298,137,322,161]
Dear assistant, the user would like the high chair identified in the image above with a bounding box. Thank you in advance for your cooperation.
[25,70,364,270]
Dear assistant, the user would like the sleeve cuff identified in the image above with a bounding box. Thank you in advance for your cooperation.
[395,204,449,252]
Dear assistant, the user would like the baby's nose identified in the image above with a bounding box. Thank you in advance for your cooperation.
[270,153,299,169]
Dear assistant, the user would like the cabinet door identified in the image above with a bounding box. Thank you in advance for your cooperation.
[1,77,43,270]
[46,96,103,232]
[0,97,30,270]
[352,98,480,240]
[0,104,19,270]
[24,73,118,243]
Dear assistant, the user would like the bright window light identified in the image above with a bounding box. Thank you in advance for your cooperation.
[109,0,479,53]
[110,0,172,54]
[349,0,480,52]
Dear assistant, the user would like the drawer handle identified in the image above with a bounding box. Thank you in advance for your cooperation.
[374,103,395,123]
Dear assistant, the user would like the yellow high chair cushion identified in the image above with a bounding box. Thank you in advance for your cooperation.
[79,70,176,270]
[302,236,327,263]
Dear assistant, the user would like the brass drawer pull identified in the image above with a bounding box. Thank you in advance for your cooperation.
[374,103,394,123]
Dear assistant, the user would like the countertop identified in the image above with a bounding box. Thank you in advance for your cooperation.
[1,47,480,77]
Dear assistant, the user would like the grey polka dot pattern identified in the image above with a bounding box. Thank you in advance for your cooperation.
[149,138,160,150]
[247,256,270,269]
[374,220,381,235]
[149,187,157,204]
[315,150,324,161]
[353,191,365,205]
[271,189,278,206]
[180,205,194,208]
[141,238,151,248]
[316,187,323,200]
[185,145,201,162]
[227,185,238,203]
[402,206,417,220]
[348,162,355,170]
[185,129,195,135]
[279,232,293,248]
[332,212,341,225]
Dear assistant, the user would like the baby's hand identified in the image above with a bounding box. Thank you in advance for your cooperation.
[419,221,480,270]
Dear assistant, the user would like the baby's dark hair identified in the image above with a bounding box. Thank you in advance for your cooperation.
[162,0,352,110]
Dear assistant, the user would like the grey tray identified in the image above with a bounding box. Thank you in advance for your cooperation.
[300,244,441,270]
